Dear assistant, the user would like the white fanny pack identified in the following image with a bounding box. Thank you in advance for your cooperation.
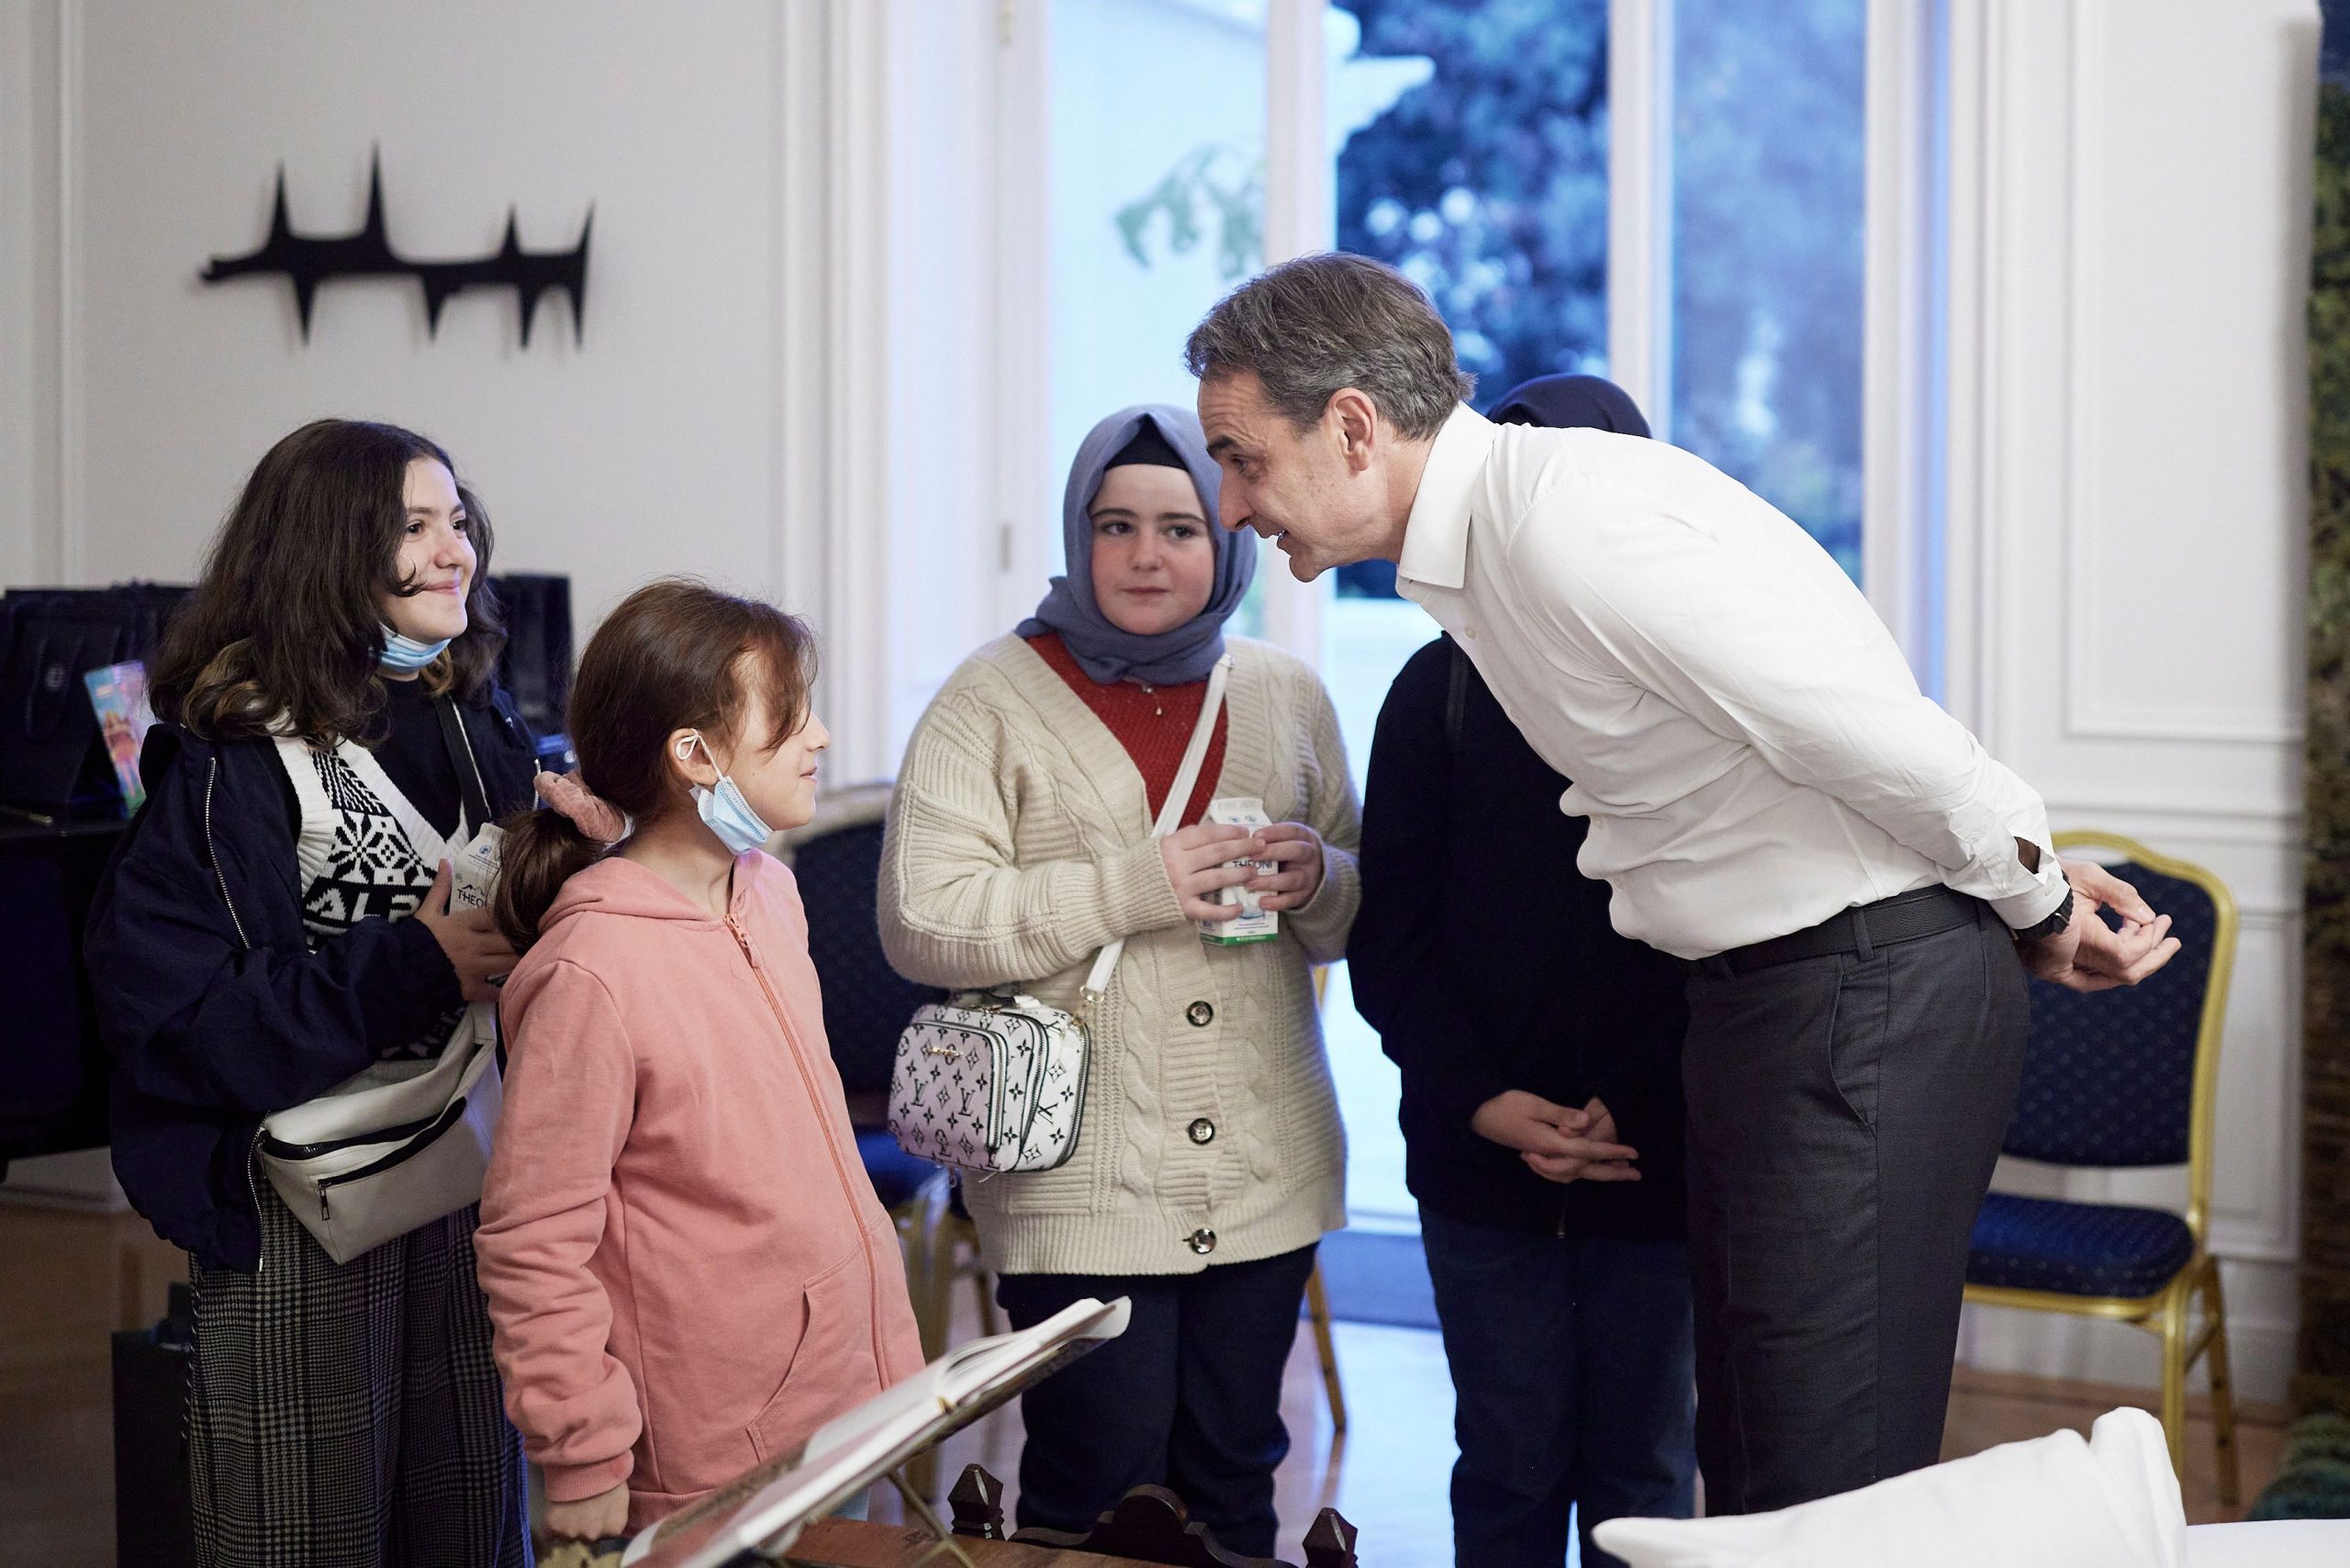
[256,698,508,1264]
[888,655,1231,1175]
[257,1002,503,1265]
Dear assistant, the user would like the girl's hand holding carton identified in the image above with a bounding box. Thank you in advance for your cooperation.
[1191,797,1327,944]
[1199,798,1280,945]
[1157,819,1266,924]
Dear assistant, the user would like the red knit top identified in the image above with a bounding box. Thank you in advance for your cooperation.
[1026,632,1228,827]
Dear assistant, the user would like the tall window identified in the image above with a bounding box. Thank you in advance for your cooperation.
[1668,0,1867,577]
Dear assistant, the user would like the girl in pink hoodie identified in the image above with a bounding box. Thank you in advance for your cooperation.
[476,579,923,1544]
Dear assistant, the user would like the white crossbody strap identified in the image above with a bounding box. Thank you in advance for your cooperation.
[1081,653,1233,1007]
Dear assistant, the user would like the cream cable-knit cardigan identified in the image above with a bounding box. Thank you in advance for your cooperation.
[878,633,1360,1276]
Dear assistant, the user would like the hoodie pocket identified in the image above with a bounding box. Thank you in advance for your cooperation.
[746,1249,870,1465]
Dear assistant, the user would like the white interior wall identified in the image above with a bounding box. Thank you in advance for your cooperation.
[1946,0,2318,1405]
[0,0,1007,782]
[18,2,785,626]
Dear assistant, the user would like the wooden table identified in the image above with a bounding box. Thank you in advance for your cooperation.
[787,1518,1168,1568]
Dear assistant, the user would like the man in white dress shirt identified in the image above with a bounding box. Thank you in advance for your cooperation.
[1186,253,2179,1516]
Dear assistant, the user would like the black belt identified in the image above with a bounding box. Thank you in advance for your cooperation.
[1680,885,1986,979]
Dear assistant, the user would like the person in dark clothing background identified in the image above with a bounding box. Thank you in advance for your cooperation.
[1348,375,1695,1568]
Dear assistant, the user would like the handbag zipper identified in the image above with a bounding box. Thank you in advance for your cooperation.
[261,1107,446,1162]
[727,912,892,1375]
[312,1094,470,1221]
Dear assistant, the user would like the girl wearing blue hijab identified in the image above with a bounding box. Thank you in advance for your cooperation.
[1018,403,1257,683]
[882,404,1363,1558]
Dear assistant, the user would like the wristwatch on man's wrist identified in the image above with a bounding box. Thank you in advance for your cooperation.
[2016,889,2076,944]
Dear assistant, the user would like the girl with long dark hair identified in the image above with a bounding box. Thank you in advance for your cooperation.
[87,419,536,1566]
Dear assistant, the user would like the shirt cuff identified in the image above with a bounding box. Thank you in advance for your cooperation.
[1990,852,2070,931]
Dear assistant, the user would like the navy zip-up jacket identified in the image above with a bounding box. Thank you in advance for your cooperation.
[1349,635,1688,1238]
[84,688,537,1271]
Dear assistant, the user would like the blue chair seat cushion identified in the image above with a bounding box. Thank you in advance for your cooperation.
[1967,1192,2195,1300]
[856,1128,939,1210]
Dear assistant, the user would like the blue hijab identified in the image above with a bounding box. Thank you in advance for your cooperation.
[1016,403,1255,686]
[1489,373,1652,437]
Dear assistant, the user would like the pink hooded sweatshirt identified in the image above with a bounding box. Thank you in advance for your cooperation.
[476,851,923,1531]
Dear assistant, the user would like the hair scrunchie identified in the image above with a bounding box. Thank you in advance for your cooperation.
[534,769,632,846]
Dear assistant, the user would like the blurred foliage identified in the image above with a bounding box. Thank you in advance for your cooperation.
[1336,0,1610,404]
[1115,142,1266,282]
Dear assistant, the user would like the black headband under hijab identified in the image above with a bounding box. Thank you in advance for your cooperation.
[1103,423,1190,472]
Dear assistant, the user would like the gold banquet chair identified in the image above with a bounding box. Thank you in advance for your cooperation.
[1961,832,2241,1503]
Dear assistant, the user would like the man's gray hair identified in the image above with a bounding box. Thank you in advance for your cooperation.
[1184,252,1473,441]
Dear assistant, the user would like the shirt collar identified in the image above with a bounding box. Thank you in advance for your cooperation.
[1394,403,1498,593]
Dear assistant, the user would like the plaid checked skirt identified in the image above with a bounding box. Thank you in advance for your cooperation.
[186,1188,532,1567]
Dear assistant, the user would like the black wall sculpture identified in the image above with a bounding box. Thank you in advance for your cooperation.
[202,151,591,347]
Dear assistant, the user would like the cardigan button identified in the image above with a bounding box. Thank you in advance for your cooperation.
[1186,1001,1214,1028]
[1188,1117,1215,1145]
[1186,1227,1217,1255]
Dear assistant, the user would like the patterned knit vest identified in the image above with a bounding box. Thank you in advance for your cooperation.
[274,731,472,1060]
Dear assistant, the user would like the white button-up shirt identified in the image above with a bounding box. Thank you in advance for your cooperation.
[1395,404,2068,959]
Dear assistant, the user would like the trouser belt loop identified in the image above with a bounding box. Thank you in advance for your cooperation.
[1852,903,1875,962]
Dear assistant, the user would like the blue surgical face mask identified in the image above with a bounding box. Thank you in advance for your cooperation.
[684,733,773,856]
[379,623,453,673]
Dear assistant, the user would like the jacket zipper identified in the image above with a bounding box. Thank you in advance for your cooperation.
[727,911,892,1378]
[206,755,267,1273]
[204,756,252,949]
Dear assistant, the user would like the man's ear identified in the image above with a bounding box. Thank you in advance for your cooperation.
[1329,387,1382,473]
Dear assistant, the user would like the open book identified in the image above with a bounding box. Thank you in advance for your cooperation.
[621,1295,1132,1568]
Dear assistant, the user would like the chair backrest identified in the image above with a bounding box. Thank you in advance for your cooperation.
[767,781,934,1096]
[2001,833,2236,1236]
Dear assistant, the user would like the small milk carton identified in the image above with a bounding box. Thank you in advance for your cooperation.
[1200,796,1280,946]
[448,822,508,913]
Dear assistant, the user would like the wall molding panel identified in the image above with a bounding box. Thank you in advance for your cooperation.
[1945,0,2316,1404]
[2055,1,2307,749]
